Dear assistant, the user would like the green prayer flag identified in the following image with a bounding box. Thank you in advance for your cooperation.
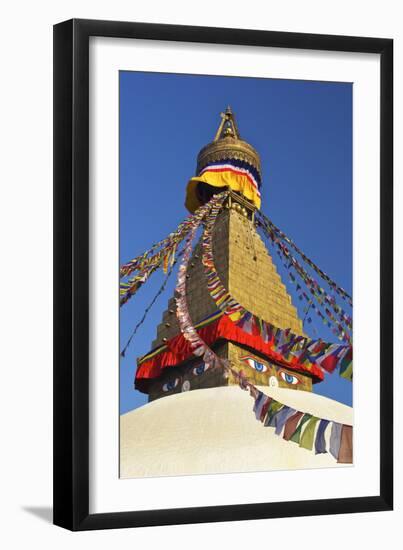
[340,362,353,381]
[289,413,312,444]
[299,416,320,450]
[339,347,353,381]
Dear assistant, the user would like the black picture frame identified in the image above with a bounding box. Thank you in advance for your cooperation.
[53,18,393,531]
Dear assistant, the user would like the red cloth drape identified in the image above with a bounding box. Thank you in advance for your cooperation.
[135,315,324,391]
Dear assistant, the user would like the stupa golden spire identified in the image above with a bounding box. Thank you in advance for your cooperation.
[185,106,263,212]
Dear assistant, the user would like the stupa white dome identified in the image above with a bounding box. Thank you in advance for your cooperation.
[120,386,352,479]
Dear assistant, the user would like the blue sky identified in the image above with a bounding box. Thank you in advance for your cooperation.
[119,71,352,414]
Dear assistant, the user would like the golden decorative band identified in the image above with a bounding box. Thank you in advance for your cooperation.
[196,137,262,177]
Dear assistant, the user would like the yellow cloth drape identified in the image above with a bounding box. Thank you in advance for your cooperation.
[185,170,261,213]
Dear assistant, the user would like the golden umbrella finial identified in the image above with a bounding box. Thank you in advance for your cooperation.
[214,105,241,141]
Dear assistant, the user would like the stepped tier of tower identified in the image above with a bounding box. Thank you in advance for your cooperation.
[152,205,303,350]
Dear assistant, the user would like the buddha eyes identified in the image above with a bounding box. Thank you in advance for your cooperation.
[162,364,209,391]
[279,370,301,385]
[193,363,209,376]
[239,357,300,384]
[162,378,179,392]
[241,356,268,373]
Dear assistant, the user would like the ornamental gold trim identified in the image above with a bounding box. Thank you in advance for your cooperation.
[196,137,262,176]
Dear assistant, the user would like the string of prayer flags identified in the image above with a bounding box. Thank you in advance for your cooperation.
[297,284,350,343]
[266,228,352,340]
[261,221,353,338]
[120,205,213,279]
[120,195,222,306]
[251,390,353,463]
[120,265,158,306]
[259,221,352,343]
[174,192,230,371]
[120,261,175,357]
[256,211,352,306]
[276,245,351,342]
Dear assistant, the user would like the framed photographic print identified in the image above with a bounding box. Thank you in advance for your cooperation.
[53,19,393,530]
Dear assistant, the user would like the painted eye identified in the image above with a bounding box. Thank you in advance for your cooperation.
[241,356,268,373]
[193,363,208,376]
[253,361,268,373]
[279,371,300,385]
[162,378,179,392]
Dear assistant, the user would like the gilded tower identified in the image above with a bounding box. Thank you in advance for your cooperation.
[135,108,323,400]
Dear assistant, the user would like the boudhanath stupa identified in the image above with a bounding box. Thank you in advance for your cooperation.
[120,107,353,478]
